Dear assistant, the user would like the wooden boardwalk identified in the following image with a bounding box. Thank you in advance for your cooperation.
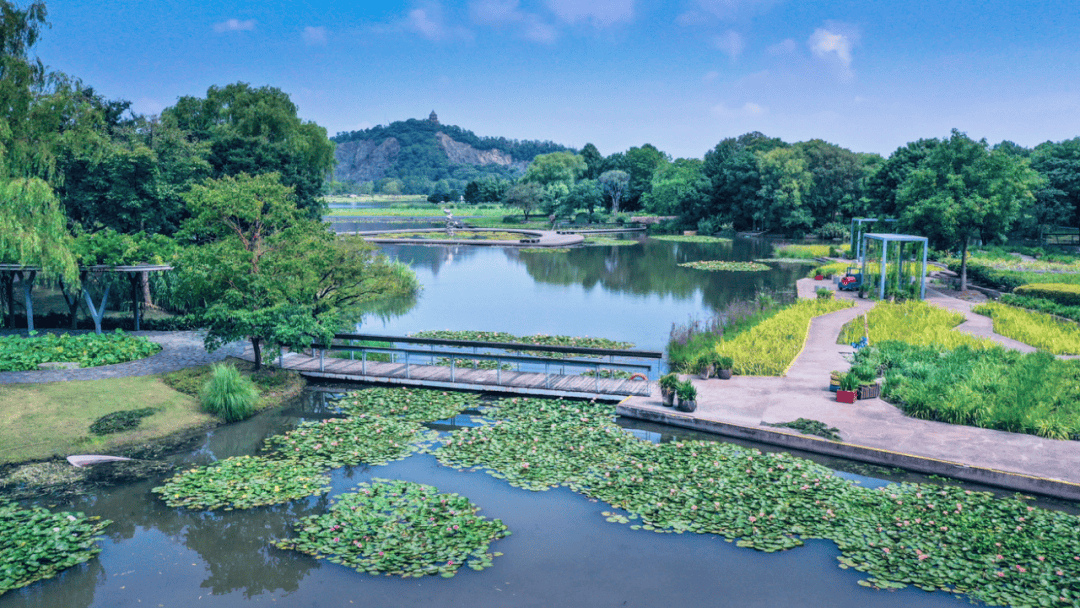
[240,349,654,400]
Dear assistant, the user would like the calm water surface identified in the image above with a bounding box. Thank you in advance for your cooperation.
[1,391,982,608]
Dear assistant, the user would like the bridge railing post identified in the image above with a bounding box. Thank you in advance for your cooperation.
[320,348,324,372]
[362,350,367,375]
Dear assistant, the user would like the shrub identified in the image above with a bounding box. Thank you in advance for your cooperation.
[817,222,848,240]
[0,331,161,372]
[200,363,259,422]
[658,373,680,391]
[972,302,1080,354]
[815,287,833,300]
[811,261,850,278]
[676,380,697,401]
[1014,283,1080,306]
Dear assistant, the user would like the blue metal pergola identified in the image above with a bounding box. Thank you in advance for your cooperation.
[851,218,899,262]
[860,233,929,300]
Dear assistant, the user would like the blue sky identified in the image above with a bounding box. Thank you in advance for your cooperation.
[38,0,1080,159]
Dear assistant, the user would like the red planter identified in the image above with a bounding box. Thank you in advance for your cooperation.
[814,275,825,280]
[836,390,856,404]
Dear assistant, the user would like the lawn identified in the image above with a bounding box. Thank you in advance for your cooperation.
[0,376,211,465]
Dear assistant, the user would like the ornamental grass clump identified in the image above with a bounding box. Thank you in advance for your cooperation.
[865,300,993,350]
[200,363,259,422]
[712,299,853,376]
[973,302,1080,354]
[0,503,111,596]
[151,455,331,510]
[276,480,510,578]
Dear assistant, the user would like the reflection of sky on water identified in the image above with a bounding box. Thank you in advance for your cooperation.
[364,240,804,352]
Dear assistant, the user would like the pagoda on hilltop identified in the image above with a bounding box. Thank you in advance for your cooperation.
[428,110,439,125]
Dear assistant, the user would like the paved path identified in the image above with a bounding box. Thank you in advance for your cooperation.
[923,288,1037,352]
[351,228,584,248]
[622,279,1080,489]
[0,330,244,384]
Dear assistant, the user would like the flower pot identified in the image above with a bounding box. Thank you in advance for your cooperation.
[717,369,732,380]
[660,387,675,407]
[836,390,856,404]
[815,275,825,281]
[676,398,697,413]
[829,383,839,392]
[699,365,714,380]
[858,383,881,400]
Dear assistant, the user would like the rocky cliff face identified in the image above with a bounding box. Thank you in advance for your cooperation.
[333,138,400,183]
[436,132,522,168]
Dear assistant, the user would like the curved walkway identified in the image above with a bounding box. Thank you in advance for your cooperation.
[351,228,584,248]
[620,280,1080,498]
[0,331,245,384]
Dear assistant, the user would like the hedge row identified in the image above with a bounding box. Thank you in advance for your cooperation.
[1014,283,1080,306]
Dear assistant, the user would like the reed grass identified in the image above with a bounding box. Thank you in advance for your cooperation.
[972,302,1080,355]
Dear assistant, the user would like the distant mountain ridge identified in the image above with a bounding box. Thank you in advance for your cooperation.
[331,114,573,190]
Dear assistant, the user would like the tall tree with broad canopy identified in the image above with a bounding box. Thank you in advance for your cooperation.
[163,83,336,219]
[865,138,940,219]
[755,147,814,235]
[1030,138,1080,229]
[503,182,544,221]
[178,173,417,369]
[702,132,786,230]
[521,151,587,188]
[896,129,1042,291]
[598,170,630,214]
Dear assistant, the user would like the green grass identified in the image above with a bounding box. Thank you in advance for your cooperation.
[999,293,1080,323]
[972,302,1080,354]
[774,244,830,259]
[836,314,868,345]
[323,195,428,204]
[0,376,212,465]
[200,363,260,422]
[865,301,993,350]
[713,299,853,376]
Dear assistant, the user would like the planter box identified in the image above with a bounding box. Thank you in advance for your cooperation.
[858,383,881,400]
[814,275,825,281]
[836,390,857,404]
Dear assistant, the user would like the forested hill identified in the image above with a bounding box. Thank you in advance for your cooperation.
[330,116,573,194]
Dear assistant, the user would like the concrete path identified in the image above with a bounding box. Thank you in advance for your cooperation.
[352,228,584,248]
[0,330,245,384]
[923,288,1037,352]
[621,279,1080,494]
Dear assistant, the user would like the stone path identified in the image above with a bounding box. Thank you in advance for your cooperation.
[0,330,245,384]
[621,279,1080,493]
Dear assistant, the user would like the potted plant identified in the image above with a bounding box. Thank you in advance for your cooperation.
[816,287,833,300]
[836,373,858,404]
[858,380,881,400]
[715,354,734,380]
[828,370,843,392]
[659,373,679,407]
[676,380,697,412]
[695,353,714,380]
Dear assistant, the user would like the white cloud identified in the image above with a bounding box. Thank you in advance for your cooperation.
[521,14,558,43]
[544,0,634,27]
[404,3,473,42]
[808,21,859,77]
[767,38,797,55]
[302,26,327,46]
[678,0,780,23]
[213,18,255,33]
[703,70,720,82]
[469,0,522,26]
[713,101,765,118]
[713,30,744,59]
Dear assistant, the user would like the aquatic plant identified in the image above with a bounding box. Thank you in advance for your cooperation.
[0,503,111,596]
[276,479,510,578]
[200,363,260,422]
[774,244,830,259]
[973,302,1080,354]
[678,261,770,272]
[519,247,571,253]
[152,455,330,510]
[648,235,732,243]
[264,414,435,469]
[335,387,477,422]
[583,237,639,246]
[409,330,634,359]
[713,299,853,376]
[0,330,161,372]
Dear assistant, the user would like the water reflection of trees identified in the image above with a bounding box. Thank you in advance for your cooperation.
[512,240,803,311]
[376,243,481,277]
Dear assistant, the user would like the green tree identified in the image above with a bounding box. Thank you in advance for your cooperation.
[897,130,1041,290]
[503,182,544,221]
[598,170,629,214]
[794,139,865,227]
[865,138,940,219]
[560,180,603,216]
[621,144,669,210]
[702,132,785,230]
[521,151,586,188]
[1030,138,1080,228]
[641,159,708,217]
[756,147,814,234]
[580,143,605,180]
[163,83,335,218]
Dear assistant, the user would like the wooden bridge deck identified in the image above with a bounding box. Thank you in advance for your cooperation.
[240,349,654,400]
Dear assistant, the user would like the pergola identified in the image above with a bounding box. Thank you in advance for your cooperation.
[860,233,929,300]
[0,264,173,333]
[850,218,899,262]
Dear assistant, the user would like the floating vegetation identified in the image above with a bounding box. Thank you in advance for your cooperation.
[757,258,818,265]
[434,357,512,371]
[152,455,330,510]
[0,503,111,596]
[0,330,161,372]
[264,415,435,468]
[678,261,770,272]
[584,237,639,246]
[410,330,634,358]
[649,235,732,243]
[519,247,570,253]
[432,396,1080,606]
[275,480,510,578]
[335,388,478,423]
[972,302,1080,354]
[89,407,159,435]
[765,418,842,441]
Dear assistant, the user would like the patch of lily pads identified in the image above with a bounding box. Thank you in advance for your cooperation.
[430,396,1080,606]
[756,258,819,265]
[275,479,510,578]
[678,260,770,272]
[334,387,478,423]
[0,503,111,596]
[152,455,331,510]
[649,235,732,243]
[519,247,570,253]
[264,414,436,468]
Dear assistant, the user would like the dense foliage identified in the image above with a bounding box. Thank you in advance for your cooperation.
[275,480,510,578]
[1000,293,1080,322]
[864,300,992,349]
[0,502,111,596]
[1014,282,1080,305]
[0,330,160,371]
[972,302,1080,354]
[712,299,853,375]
